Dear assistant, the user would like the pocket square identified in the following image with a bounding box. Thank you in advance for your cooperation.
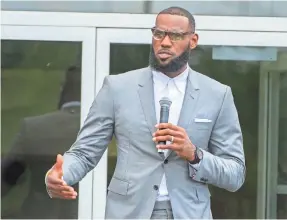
[194,118,212,123]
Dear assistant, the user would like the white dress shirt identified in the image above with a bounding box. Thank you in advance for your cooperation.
[152,66,189,201]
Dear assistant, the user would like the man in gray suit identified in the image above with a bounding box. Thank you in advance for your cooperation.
[46,7,246,219]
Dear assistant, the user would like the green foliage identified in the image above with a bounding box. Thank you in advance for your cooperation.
[1,40,81,69]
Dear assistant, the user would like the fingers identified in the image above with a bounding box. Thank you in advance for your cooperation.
[49,188,76,196]
[47,180,77,200]
[155,123,184,131]
[153,135,180,143]
[153,129,184,139]
[49,189,77,200]
[47,182,74,192]
[153,124,185,144]
[46,172,74,194]
[156,143,182,151]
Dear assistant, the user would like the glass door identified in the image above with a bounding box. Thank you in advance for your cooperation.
[1,25,96,219]
[268,71,287,219]
[93,27,287,219]
[266,65,287,218]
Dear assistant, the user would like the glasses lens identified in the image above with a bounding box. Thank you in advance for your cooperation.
[152,29,165,40]
[169,32,184,41]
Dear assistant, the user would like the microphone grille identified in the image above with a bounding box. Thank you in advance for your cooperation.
[159,97,172,107]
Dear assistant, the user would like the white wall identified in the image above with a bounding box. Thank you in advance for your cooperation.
[1,0,287,17]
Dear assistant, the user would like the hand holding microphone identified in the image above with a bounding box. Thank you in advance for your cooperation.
[153,97,197,161]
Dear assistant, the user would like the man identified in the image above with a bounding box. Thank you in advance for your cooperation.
[2,66,81,219]
[46,7,246,219]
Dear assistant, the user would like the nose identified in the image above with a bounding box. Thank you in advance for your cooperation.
[160,34,172,48]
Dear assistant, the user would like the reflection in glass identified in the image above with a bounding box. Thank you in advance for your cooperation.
[108,43,261,218]
[190,46,260,219]
[278,72,287,185]
[1,40,82,219]
[277,194,287,219]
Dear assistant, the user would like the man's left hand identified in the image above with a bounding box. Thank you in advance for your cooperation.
[152,123,196,161]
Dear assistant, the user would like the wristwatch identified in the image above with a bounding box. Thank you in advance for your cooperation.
[189,146,203,164]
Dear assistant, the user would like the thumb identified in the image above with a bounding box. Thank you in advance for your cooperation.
[53,154,63,174]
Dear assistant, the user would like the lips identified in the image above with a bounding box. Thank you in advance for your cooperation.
[158,53,172,59]
[158,51,173,59]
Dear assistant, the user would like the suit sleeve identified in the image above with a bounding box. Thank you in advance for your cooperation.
[189,86,246,192]
[1,120,28,197]
[62,76,115,186]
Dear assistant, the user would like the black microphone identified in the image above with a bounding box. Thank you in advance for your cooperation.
[158,97,172,154]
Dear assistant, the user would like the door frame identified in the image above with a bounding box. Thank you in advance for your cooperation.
[261,53,287,218]
[1,25,96,220]
[94,27,287,219]
[2,10,287,32]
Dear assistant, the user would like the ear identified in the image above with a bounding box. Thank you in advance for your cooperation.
[189,33,199,50]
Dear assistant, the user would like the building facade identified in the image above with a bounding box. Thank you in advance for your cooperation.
[1,1,287,219]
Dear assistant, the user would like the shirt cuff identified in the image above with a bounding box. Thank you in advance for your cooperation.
[189,159,202,171]
[188,149,210,184]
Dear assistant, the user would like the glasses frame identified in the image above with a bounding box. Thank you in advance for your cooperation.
[151,27,194,42]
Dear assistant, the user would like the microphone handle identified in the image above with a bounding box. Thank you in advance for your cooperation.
[158,106,170,146]
[158,130,166,153]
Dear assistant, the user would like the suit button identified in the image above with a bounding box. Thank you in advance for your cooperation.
[164,159,168,164]
[200,177,208,182]
[153,185,159,190]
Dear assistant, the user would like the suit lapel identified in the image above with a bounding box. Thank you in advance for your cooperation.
[177,68,200,130]
[137,68,157,136]
[166,68,200,158]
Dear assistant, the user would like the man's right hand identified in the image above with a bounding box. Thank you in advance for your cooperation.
[46,154,77,199]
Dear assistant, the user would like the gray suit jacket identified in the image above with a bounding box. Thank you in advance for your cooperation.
[62,67,246,219]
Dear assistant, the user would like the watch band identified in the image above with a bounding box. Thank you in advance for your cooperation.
[189,147,202,164]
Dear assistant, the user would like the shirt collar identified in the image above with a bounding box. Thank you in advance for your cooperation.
[152,65,189,94]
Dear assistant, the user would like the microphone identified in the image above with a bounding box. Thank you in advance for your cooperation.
[158,97,172,154]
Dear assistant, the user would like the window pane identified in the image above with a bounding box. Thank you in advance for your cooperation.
[278,72,287,185]
[1,40,82,219]
[277,194,287,219]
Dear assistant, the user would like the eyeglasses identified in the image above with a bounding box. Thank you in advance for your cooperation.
[151,27,193,42]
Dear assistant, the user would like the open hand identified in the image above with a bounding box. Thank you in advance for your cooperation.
[46,154,77,199]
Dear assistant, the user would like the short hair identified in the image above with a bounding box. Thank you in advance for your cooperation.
[157,6,196,32]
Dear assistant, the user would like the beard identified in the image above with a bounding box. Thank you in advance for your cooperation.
[149,44,190,75]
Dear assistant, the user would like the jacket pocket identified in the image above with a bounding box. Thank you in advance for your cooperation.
[194,121,212,130]
[108,177,129,196]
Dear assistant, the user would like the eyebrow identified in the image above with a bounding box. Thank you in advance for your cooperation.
[155,26,186,32]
